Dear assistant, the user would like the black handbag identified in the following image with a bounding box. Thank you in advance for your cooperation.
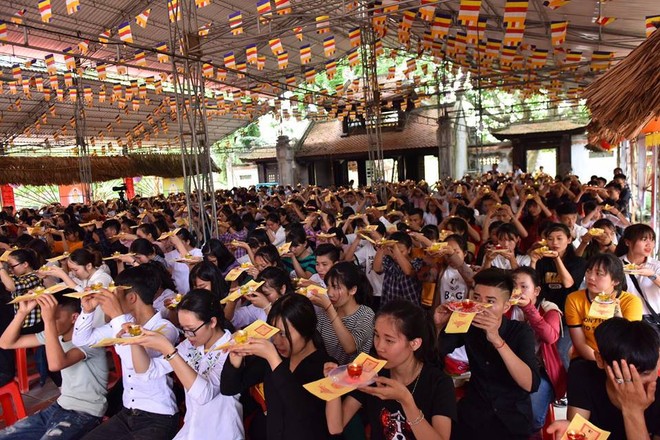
[629,274,660,330]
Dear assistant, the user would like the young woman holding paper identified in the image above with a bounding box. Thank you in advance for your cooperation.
[564,253,642,362]
[324,300,456,440]
[124,289,243,440]
[220,294,333,440]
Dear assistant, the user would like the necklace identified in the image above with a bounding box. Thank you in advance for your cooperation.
[409,366,422,396]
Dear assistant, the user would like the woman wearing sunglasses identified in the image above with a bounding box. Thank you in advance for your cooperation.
[124,289,243,440]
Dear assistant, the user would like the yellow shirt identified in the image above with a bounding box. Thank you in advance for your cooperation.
[565,289,643,354]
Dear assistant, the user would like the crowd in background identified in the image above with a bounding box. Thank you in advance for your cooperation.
[0,164,658,440]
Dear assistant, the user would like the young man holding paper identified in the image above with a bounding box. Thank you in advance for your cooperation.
[434,268,540,439]
[72,265,179,440]
[0,292,108,440]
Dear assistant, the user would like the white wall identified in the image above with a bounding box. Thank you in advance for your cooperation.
[571,134,617,182]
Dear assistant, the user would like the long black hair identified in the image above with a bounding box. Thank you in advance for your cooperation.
[325,261,372,306]
[201,238,237,273]
[188,261,229,300]
[178,288,234,333]
[267,295,325,356]
[375,299,439,365]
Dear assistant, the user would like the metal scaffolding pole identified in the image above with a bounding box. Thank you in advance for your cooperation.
[167,0,218,243]
[74,71,93,203]
[359,22,385,185]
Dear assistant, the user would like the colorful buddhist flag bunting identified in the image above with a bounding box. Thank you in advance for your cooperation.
[646,15,660,38]
[198,23,211,36]
[12,65,21,81]
[316,15,330,33]
[529,48,548,68]
[168,0,181,22]
[400,10,416,31]
[323,36,336,57]
[78,40,89,54]
[195,0,210,8]
[135,9,150,28]
[99,29,110,45]
[45,54,56,74]
[229,12,243,35]
[419,0,437,22]
[202,63,214,77]
[550,21,567,46]
[285,73,296,86]
[118,21,133,43]
[269,38,284,55]
[595,16,615,26]
[565,49,582,64]
[277,51,288,69]
[293,26,303,41]
[431,13,451,39]
[347,48,360,67]
[305,67,316,84]
[300,44,312,64]
[257,0,272,23]
[466,16,487,45]
[246,44,258,64]
[347,27,361,48]
[63,72,72,87]
[156,43,169,63]
[543,0,570,9]
[590,50,613,71]
[383,0,399,13]
[458,0,481,25]
[275,0,291,14]
[374,39,384,55]
[486,38,501,59]
[66,0,80,15]
[0,21,6,43]
[96,62,107,79]
[63,47,76,70]
[257,56,266,70]
[39,0,52,23]
[326,60,337,79]
[224,51,236,69]
[135,50,147,66]
[12,9,27,25]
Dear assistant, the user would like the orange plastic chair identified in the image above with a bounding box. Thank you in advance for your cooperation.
[0,381,27,427]
[14,348,40,393]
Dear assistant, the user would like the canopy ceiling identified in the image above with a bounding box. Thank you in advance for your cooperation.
[0,0,658,158]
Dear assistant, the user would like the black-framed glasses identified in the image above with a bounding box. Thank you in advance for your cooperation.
[8,262,23,269]
[179,321,208,338]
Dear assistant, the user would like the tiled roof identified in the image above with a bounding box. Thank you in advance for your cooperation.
[493,120,587,137]
[296,109,439,159]
[237,147,277,162]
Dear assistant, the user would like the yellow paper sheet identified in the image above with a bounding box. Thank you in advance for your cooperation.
[561,413,610,440]
[102,253,135,261]
[297,285,328,296]
[225,265,251,282]
[445,311,477,334]
[90,324,167,348]
[46,252,70,262]
[277,242,292,255]
[303,353,388,401]
[588,301,616,320]
[209,320,280,351]
[157,228,181,241]
[0,250,12,262]
[220,280,264,304]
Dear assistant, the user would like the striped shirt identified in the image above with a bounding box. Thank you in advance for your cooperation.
[317,304,375,365]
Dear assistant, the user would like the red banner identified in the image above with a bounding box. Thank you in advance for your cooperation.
[124,178,135,200]
[0,185,15,209]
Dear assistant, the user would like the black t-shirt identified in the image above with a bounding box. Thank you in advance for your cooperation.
[351,364,457,440]
[567,359,660,440]
[536,253,586,311]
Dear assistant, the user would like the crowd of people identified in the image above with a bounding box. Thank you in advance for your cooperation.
[0,165,658,440]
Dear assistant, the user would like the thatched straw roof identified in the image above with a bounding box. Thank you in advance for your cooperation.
[0,154,220,186]
[583,29,660,142]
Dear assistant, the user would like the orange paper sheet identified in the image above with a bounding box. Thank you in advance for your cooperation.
[303,353,387,401]
[588,301,616,320]
[445,311,476,334]
[561,413,610,440]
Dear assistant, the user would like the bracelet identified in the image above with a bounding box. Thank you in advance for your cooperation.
[164,350,178,361]
[324,303,333,312]
[493,339,506,350]
[408,409,425,426]
[329,314,339,324]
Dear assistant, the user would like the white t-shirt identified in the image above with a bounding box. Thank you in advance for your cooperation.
[232,304,268,329]
[621,256,660,315]
[272,226,286,247]
[437,267,469,303]
[423,212,439,226]
[490,254,531,270]
[153,288,177,316]
[571,224,589,249]
[165,248,203,294]
[354,242,383,297]
[35,332,108,417]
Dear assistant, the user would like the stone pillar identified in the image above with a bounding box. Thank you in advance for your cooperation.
[454,101,468,178]
[437,115,452,179]
[276,135,294,186]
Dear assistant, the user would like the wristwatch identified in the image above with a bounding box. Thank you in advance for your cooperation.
[649,275,658,281]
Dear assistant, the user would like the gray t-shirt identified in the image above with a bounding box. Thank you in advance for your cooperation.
[36,332,108,417]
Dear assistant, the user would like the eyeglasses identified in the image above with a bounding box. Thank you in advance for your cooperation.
[8,262,23,269]
[179,321,208,338]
